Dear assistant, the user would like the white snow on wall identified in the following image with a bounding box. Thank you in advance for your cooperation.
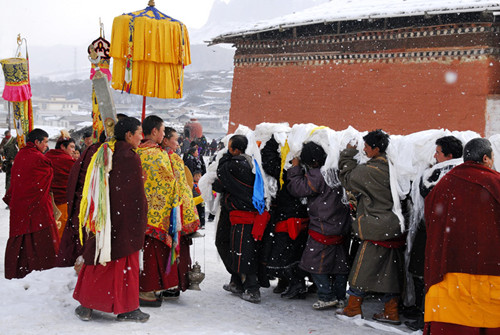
[212,0,500,41]
[486,97,500,138]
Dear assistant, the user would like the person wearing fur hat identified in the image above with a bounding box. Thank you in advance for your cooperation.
[287,141,351,310]
[337,129,404,325]
[81,131,93,152]
[45,130,76,240]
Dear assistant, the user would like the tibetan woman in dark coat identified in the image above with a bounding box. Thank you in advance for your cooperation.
[287,142,351,310]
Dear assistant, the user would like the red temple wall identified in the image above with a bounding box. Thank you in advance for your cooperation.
[228,58,500,135]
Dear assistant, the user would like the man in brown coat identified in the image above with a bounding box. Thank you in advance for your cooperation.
[337,129,404,325]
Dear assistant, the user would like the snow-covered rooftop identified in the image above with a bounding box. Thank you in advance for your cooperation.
[212,0,500,42]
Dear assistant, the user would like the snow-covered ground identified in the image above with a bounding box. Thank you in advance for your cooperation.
[0,175,420,335]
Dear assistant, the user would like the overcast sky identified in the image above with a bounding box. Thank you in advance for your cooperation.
[0,0,226,59]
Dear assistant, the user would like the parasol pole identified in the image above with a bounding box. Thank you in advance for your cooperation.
[142,96,146,121]
[141,1,153,122]
[6,103,11,132]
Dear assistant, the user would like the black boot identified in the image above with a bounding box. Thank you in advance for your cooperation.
[281,280,306,299]
[223,274,244,295]
[75,305,92,321]
[257,262,270,288]
[273,278,289,294]
[280,266,306,299]
[117,309,150,323]
[241,289,261,303]
[405,314,424,331]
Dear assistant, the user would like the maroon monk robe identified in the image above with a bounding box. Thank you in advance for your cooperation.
[3,142,59,279]
[74,251,141,314]
[45,148,75,205]
[424,322,500,335]
[424,161,500,292]
[80,140,148,265]
[140,236,179,292]
[73,140,147,315]
[57,143,101,267]
[178,235,193,291]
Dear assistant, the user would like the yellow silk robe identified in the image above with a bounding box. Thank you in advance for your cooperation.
[136,141,179,247]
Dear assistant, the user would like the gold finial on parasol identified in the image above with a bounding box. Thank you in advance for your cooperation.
[16,34,25,57]
[148,0,155,6]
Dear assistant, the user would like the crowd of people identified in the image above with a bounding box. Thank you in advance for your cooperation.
[2,120,499,334]
[3,116,203,322]
[177,133,220,158]
[200,125,499,335]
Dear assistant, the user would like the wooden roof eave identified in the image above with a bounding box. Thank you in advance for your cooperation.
[209,6,500,46]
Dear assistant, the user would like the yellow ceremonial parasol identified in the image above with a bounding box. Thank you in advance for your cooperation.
[110,0,191,119]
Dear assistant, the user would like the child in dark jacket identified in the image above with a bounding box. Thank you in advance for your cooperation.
[192,170,205,229]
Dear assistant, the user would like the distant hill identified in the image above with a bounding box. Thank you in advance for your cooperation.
[189,0,331,44]
[187,44,235,73]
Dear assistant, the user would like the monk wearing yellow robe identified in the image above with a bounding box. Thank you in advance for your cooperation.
[136,116,181,307]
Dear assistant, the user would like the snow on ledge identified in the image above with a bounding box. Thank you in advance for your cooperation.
[212,0,500,42]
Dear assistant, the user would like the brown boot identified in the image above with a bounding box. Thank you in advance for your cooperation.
[372,297,401,325]
[336,295,363,317]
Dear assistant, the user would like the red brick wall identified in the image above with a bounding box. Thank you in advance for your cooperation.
[228,58,500,135]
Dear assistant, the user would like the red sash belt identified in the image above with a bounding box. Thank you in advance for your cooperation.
[308,229,344,245]
[229,210,258,224]
[275,217,309,240]
[229,210,270,241]
[367,235,406,249]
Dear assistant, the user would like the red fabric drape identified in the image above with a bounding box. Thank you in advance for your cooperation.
[275,217,309,240]
[308,229,345,245]
[366,234,406,249]
[3,142,56,236]
[74,251,140,315]
[140,236,179,292]
[45,149,75,205]
[424,161,500,292]
[229,210,270,241]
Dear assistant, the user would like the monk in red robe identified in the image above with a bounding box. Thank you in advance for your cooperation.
[57,132,104,268]
[45,133,76,240]
[424,138,500,334]
[3,128,59,279]
[73,117,149,322]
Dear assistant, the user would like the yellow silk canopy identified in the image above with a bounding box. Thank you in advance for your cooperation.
[110,5,191,99]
